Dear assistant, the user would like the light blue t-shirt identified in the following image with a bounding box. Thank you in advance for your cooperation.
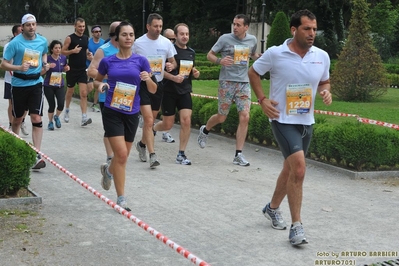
[4,33,48,87]
[98,41,119,102]
[86,37,105,67]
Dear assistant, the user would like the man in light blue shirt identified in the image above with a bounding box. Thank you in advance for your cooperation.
[1,13,50,170]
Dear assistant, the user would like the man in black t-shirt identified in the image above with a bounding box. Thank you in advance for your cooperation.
[153,23,200,165]
[61,17,92,126]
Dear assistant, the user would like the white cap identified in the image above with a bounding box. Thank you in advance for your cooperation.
[21,14,36,25]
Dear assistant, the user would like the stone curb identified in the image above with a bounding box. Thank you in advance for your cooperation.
[0,187,42,208]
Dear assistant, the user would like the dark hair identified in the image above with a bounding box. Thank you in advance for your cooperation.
[91,25,102,32]
[115,21,134,41]
[290,9,316,28]
[49,40,63,54]
[147,13,163,25]
[12,25,21,35]
[173,23,189,35]
[234,14,250,26]
[74,17,85,25]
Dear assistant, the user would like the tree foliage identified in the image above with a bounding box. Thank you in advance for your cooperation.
[331,0,387,102]
[266,11,291,49]
[1,0,399,58]
[368,0,399,61]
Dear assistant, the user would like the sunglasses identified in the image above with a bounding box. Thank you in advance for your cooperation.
[168,38,176,41]
[93,30,101,33]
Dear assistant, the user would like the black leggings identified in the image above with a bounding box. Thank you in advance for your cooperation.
[44,85,65,113]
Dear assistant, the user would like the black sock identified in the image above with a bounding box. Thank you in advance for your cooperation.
[235,150,242,157]
[139,141,146,148]
[203,127,210,135]
[178,150,185,156]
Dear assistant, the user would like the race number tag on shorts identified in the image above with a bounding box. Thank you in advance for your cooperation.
[179,60,193,78]
[111,81,137,112]
[146,55,163,75]
[286,83,312,115]
[233,45,250,65]
[23,48,40,67]
[49,72,62,86]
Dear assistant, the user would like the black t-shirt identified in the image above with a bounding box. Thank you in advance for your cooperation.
[68,33,89,71]
[163,44,196,95]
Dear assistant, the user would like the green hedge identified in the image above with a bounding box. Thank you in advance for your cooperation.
[190,97,399,171]
[0,129,36,195]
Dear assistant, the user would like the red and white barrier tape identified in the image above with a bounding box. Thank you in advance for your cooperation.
[0,125,210,266]
[191,93,399,130]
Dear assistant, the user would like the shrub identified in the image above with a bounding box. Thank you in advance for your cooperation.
[221,104,239,135]
[331,0,388,102]
[266,11,291,49]
[0,129,36,195]
[198,101,221,132]
[247,105,276,146]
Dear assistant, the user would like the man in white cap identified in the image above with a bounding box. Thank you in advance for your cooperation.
[1,13,50,169]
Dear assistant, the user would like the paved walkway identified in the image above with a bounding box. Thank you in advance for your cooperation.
[0,80,398,266]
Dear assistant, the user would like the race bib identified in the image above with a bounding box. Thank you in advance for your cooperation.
[233,45,250,65]
[286,83,312,115]
[49,72,62,87]
[111,81,137,112]
[179,60,193,77]
[23,48,40,67]
[146,55,163,75]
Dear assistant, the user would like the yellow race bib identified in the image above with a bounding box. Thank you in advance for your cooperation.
[233,45,250,65]
[23,48,40,67]
[49,72,62,87]
[286,83,312,115]
[111,81,137,112]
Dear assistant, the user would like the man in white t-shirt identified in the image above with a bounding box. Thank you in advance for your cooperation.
[132,13,177,168]
[248,9,332,246]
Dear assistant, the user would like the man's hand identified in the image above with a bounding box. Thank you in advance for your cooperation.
[259,98,280,119]
[20,62,31,72]
[220,56,234,67]
[320,90,332,105]
[73,45,82,54]
[165,62,174,72]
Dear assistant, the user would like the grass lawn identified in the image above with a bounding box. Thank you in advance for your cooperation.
[192,79,399,125]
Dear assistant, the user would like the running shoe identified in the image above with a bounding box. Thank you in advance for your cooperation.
[136,142,147,162]
[64,109,70,123]
[20,122,29,136]
[197,125,208,148]
[32,156,46,170]
[176,154,191,165]
[116,196,131,211]
[100,163,112,190]
[54,115,61,128]
[289,222,308,246]
[92,103,101,113]
[162,132,175,143]
[48,121,54,131]
[81,117,92,126]
[149,153,160,168]
[233,153,250,166]
[262,202,287,230]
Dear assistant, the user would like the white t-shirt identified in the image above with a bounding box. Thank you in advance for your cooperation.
[252,38,330,125]
[132,34,177,82]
